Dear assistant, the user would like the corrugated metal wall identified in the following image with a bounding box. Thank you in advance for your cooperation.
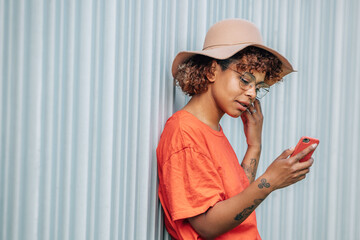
[1,0,359,239]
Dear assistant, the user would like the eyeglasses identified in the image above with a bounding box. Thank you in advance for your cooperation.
[228,68,270,100]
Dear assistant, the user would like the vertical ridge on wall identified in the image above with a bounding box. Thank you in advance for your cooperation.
[0,1,6,237]
[110,0,124,238]
[117,0,127,239]
[3,1,15,239]
[0,0,359,240]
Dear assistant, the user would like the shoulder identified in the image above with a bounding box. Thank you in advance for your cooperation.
[163,110,200,135]
[157,110,207,163]
[158,110,200,147]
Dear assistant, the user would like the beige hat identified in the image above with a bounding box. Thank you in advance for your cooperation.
[171,19,295,85]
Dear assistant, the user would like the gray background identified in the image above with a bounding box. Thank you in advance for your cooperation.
[1,0,359,239]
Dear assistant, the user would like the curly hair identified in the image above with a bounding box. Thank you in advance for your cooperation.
[175,46,283,96]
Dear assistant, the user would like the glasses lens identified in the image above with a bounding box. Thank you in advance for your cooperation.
[231,69,270,99]
[239,72,256,90]
[256,87,270,99]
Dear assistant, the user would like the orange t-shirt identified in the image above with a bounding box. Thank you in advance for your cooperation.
[157,110,261,240]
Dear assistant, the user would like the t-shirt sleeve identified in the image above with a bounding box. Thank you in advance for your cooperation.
[160,147,226,221]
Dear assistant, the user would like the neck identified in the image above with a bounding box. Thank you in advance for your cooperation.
[182,91,224,131]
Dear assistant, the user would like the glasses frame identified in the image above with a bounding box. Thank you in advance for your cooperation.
[228,67,270,100]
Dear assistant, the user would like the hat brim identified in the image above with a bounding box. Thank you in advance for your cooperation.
[171,43,295,86]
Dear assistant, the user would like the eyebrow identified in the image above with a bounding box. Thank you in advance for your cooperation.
[245,72,265,86]
[243,72,265,84]
[232,68,267,86]
[256,81,266,85]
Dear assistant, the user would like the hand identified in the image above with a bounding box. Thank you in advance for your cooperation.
[263,144,317,191]
[241,99,263,148]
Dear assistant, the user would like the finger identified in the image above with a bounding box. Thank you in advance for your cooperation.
[247,101,263,122]
[247,104,257,116]
[293,144,318,162]
[241,111,249,122]
[297,174,307,181]
[297,158,314,169]
[253,99,263,114]
[296,167,310,177]
[241,108,253,120]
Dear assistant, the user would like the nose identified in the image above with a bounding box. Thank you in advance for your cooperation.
[245,86,257,101]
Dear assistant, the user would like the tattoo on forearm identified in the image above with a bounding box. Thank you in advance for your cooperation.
[250,158,258,178]
[241,158,258,181]
[234,199,264,221]
[258,178,270,189]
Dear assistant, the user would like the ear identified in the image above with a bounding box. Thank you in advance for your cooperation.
[206,61,218,83]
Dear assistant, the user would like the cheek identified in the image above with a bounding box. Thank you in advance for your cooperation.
[212,78,244,107]
[228,79,241,93]
[223,78,243,97]
[213,78,234,100]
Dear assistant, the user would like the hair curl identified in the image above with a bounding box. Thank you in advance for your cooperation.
[175,46,283,96]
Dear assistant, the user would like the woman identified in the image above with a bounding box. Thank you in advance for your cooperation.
[157,19,317,240]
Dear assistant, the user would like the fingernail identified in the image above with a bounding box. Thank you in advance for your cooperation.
[289,146,295,151]
[312,144,318,148]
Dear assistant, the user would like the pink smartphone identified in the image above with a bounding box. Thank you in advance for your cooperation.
[291,136,320,162]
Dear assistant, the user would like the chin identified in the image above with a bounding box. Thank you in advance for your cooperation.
[227,110,243,118]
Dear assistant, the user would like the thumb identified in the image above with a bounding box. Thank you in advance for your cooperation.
[278,146,295,159]
[241,113,248,124]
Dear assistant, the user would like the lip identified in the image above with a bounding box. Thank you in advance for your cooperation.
[235,100,249,111]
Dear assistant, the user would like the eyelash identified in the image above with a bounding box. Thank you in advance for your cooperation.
[241,78,265,91]
[240,77,250,84]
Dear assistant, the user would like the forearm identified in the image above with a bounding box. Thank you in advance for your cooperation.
[241,146,261,183]
[189,145,317,239]
[189,174,272,239]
